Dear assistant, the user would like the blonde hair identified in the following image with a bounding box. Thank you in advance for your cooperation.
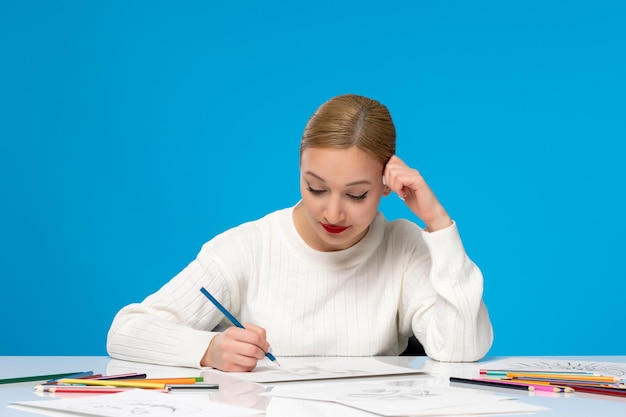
[300,94,396,167]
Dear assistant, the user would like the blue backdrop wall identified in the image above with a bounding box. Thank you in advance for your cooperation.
[1,1,624,356]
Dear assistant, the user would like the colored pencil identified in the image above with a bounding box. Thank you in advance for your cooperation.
[510,376,624,387]
[200,286,280,366]
[35,385,168,394]
[0,371,91,385]
[58,378,166,389]
[483,378,573,391]
[449,377,571,393]
[564,382,626,390]
[80,374,104,379]
[486,373,620,382]
[90,373,147,380]
[116,377,203,384]
[46,371,95,383]
[531,384,573,393]
[513,374,619,382]
[166,383,219,391]
[481,369,596,376]
[570,385,626,398]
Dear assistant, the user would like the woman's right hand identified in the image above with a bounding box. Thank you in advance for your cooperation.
[201,323,270,372]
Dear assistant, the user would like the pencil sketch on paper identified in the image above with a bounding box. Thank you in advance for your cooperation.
[263,364,369,378]
[264,383,523,417]
[67,401,199,416]
[338,387,436,402]
[208,358,422,383]
[10,389,262,417]
[484,357,626,377]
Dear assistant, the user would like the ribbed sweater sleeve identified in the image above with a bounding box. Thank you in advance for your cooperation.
[401,221,493,362]
[106,224,252,368]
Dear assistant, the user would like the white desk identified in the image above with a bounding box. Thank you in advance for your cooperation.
[1,356,625,416]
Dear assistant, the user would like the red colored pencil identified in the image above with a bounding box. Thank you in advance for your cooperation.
[571,385,626,398]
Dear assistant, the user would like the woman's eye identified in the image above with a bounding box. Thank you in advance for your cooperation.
[347,191,368,201]
[307,185,326,195]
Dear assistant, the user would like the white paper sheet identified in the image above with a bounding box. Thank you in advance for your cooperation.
[9,389,262,417]
[202,357,422,383]
[478,357,626,378]
[264,380,548,416]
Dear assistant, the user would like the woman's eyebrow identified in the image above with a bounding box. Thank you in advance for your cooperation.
[304,171,326,183]
[345,180,372,187]
[304,171,372,187]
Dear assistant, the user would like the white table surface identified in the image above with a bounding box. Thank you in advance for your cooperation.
[2,356,625,416]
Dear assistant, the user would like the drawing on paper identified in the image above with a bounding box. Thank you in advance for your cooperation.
[263,364,369,378]
[494,359,626,377]
[68,401,201,416]
[338,388,436,401]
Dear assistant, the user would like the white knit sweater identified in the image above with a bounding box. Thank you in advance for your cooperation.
[107,205,493,368]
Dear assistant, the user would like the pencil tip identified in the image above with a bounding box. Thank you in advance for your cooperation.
[273,359,281,366]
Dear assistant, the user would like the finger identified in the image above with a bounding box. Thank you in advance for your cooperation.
[384,156,411,194]
[385,168,412,199]
[215,330,267,371]
[204,333,259,372]
[241,323,271,352]
[386,154,405,167]
[386,161,424,195]
[224,326,270,364]
[224,327,265,351]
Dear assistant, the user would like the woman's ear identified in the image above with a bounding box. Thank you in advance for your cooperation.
[382,175,392,196]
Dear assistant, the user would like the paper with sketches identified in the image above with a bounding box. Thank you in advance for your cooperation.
[202,358,422,383]
[264,380,548,416]
[265,394,546,417]
[9,388,262,417]
[480,357,626,378]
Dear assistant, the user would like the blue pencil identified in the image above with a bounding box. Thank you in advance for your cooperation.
[46,371,94,383]
[199,287,280,366]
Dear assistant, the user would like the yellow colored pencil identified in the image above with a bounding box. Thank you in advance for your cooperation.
[59,378,166,389]
[115,378,201,385]
[489,378,557,387]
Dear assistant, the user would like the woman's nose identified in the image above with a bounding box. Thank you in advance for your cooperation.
[324,194,344,224]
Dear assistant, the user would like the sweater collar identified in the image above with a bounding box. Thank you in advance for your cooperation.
[279,203,385,269]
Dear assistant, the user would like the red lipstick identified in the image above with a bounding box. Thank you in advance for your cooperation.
[322,223,349,234]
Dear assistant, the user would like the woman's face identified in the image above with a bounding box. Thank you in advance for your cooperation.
[295,146,388,251]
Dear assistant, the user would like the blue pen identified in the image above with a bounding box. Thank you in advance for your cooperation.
[200,287,280,366]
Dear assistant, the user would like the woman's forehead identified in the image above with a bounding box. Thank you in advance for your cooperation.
[301,147,383,182]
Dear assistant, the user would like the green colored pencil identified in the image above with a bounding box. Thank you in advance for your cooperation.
[0,371,90,385]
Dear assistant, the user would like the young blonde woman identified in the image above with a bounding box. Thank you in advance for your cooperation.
[107,94,493,371]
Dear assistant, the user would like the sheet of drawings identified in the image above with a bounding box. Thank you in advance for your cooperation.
[10,389,262,417]
[264,380,548,417]
[480,357,626,378]
[202,358,422,383]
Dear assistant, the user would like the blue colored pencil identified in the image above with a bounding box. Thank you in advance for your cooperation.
[199,287,280,366]
[47,371,95,383]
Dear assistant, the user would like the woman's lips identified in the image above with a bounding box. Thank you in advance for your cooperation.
[322,223,349,234]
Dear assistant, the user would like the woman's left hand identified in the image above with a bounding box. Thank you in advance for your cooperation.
[384,155,453,232]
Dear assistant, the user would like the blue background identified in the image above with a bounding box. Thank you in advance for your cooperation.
[1,1,624,356]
